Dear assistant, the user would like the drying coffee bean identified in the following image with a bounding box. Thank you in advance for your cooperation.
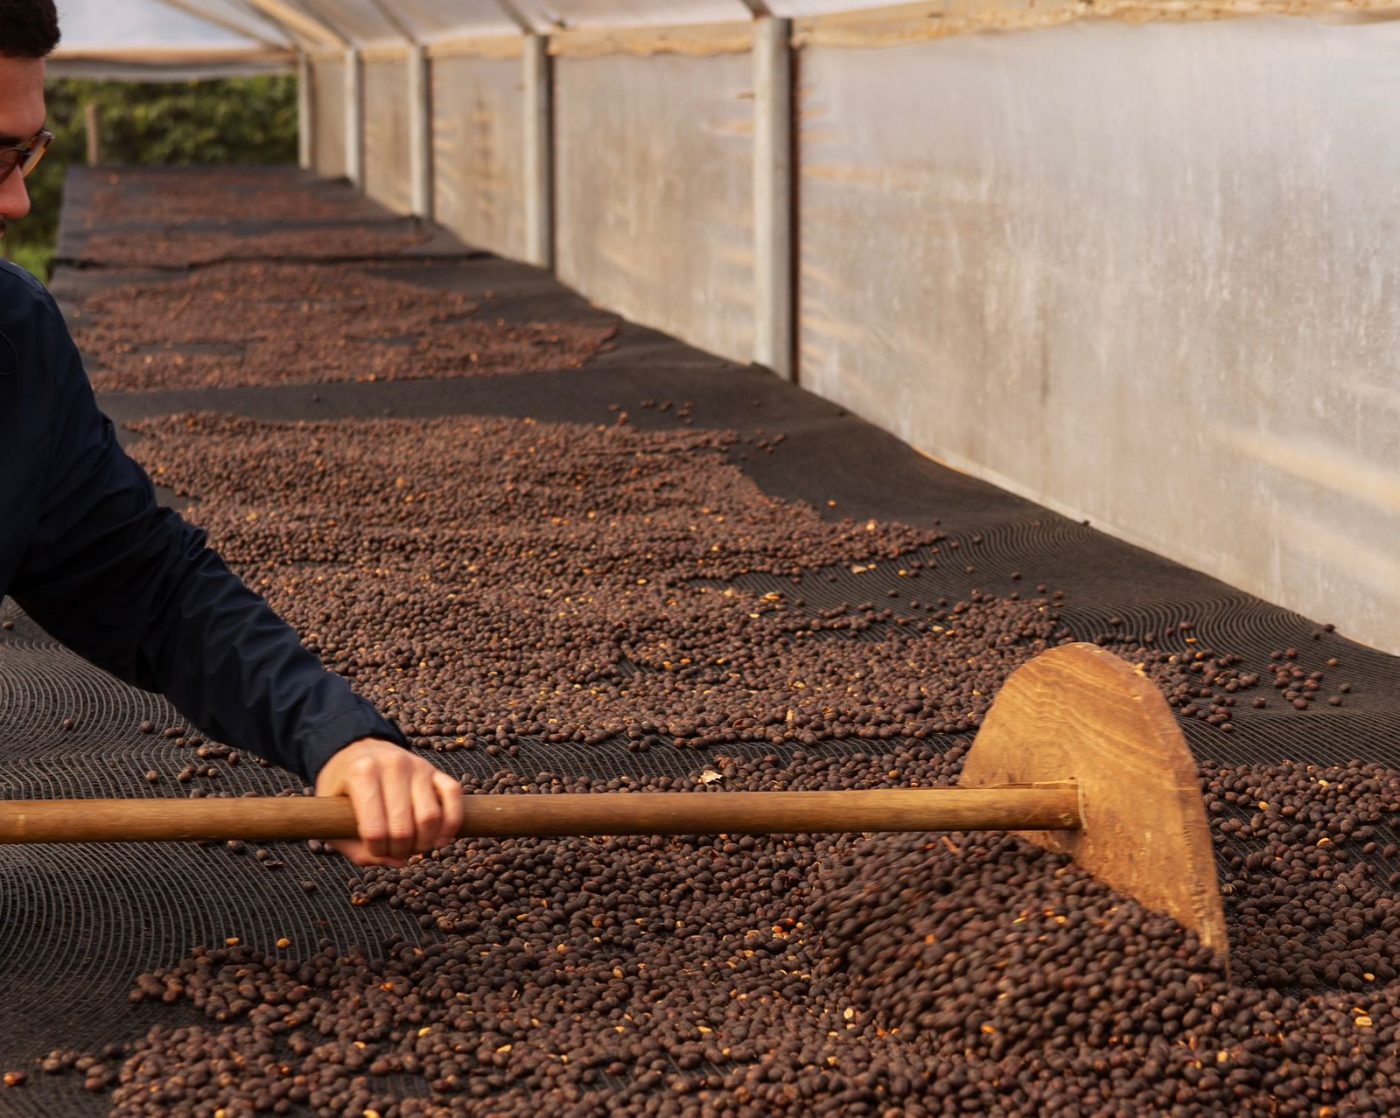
[86,749,1400,1118]
[121,412,1060,752]
[39,1050,76,1074]
[78,263,615,394]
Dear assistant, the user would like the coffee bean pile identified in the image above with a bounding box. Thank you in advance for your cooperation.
[34,407,1400,1114]
[57,742,1400,1117]
[119,829,840,1116]
[84,169,365,225]
[124,412,1078,753]
[1202,758,1400,991]
[1265,647,1352,711]
[364,750,1400,992]
[1091,630,1357,730]
[75,263,614,392]
[816,825,1400,1117]
[1097,631,1261,731]
[122,410,1326,754]
[78,228,435,271]
[408,738,964,819]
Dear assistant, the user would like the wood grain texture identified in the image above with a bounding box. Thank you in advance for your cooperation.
[791,0,1400,49]
[426,35,526,61]
[0,787,1078,844]
[361,44,413,64]
[462,786,1081,836]
[961,641,1230,963]
[549,22,754,59]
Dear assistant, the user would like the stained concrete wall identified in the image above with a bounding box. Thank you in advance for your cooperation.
[554,51,755,365]
[310,55,347,179]
[362,57,413,215]
[796,17,1400,653]
[431,55,529,261]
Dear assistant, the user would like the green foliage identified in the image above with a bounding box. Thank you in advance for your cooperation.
[3,75,298,279]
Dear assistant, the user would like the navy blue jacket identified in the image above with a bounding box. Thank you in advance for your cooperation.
[0,262,405,783]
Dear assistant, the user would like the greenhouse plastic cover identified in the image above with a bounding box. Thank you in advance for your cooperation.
[278,0,762,41]
[512,1,755,31]
[51,0,295,79]
[47,0,893,69]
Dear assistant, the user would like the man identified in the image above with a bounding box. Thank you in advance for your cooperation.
[0,0,464,866]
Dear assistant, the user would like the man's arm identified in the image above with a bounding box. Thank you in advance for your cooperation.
[11,279,461,864]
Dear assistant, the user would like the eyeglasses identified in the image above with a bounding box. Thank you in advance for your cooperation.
[0,129,53,186]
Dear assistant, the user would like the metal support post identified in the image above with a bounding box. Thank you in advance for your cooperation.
[408,44,432,218]
[752,17,794,381]
[296,53,313,170]
[84,102,102,167]
[522,35,553,270]
[344,48,363,187]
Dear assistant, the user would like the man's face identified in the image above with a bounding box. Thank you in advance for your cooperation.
[0,55,46,234]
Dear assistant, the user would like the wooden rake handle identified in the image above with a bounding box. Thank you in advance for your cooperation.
[0,786,1081,844]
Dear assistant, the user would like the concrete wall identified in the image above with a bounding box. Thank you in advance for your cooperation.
[796,17,1400,652]
[431,54,529,261]
[362,57,413,214]
[310,55,347,179]
[554,51,755,365]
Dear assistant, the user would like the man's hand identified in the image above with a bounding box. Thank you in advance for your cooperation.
[314,738,464,866]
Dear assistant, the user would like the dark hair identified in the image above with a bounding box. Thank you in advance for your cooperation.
[0,0,60,58]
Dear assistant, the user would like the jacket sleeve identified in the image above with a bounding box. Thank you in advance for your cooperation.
[10,284,407,785]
